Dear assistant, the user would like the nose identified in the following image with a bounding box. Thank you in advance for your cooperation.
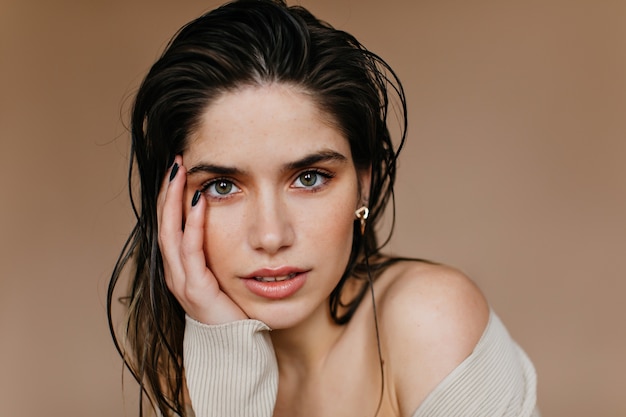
[247,192,295,255]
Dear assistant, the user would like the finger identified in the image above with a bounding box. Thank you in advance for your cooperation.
[158,158,188,293]
[180,190,217,298]
[157,155,181,226]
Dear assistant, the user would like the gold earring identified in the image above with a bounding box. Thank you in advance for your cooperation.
[355,206,369,235]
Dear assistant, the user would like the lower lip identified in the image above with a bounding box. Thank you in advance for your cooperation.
[243,272,307,300]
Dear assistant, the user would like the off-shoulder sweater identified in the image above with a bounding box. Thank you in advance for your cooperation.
[183,310,539,417]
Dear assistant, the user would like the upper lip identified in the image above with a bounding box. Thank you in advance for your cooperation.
[243,266,308,279]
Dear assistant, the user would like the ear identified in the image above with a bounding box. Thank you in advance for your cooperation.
[357,165,372,205]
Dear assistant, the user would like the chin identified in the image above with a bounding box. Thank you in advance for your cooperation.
[241,299,326,330]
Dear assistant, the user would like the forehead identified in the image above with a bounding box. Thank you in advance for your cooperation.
[184,84,350,166]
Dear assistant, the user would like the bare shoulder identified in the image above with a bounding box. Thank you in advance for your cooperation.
[377,261,489,334]
[376,261,490,415]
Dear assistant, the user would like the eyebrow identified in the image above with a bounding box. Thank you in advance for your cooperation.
[285,149,347,171]
[186,149,348,177]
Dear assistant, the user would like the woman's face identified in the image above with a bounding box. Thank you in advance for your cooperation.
[182,84,367,329]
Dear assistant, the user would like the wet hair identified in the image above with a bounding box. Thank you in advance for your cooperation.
[108,0,407,415]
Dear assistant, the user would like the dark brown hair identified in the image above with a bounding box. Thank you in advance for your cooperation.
[108,1,407,415]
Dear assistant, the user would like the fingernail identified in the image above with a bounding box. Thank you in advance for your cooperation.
[169,163,179,182]
[191,190,201,207]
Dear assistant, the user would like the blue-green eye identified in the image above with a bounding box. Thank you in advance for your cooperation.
[293,170,332,189]
[298,172,318,187]
[203,179,240,198]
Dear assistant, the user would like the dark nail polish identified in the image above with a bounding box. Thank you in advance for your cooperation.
[191,190,201,207]
[169,163,179,182]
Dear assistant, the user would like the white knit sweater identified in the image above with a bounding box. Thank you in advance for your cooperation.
[183,310,539,417]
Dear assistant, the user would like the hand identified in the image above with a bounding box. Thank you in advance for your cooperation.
[157,155,248,325]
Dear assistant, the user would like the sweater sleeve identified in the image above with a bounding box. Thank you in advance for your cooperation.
[412,311,540,417]
[183,316,278,417]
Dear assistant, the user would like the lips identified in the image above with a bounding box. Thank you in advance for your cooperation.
[242,267,308,299]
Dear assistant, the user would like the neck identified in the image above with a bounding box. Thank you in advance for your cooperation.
[270,302,345,375]
[270,278,365,375]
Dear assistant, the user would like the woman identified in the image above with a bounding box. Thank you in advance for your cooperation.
[108,1,539,416]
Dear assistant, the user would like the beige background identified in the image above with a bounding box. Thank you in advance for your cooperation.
[1,0,624,416]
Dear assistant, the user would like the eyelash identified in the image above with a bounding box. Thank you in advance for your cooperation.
[199,169,335,200]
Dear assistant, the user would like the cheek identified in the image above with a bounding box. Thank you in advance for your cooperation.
[300,197,356,257]
[201,208,246,274]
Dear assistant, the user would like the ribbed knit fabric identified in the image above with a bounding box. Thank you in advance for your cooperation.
[184,311,539,417]
[184,318,277,417]
[412,311,540,417]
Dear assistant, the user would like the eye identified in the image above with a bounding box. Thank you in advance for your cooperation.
[293,170,333,189]
[202,179,241,198]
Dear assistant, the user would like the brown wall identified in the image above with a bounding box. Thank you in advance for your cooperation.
[1,0,624,416]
